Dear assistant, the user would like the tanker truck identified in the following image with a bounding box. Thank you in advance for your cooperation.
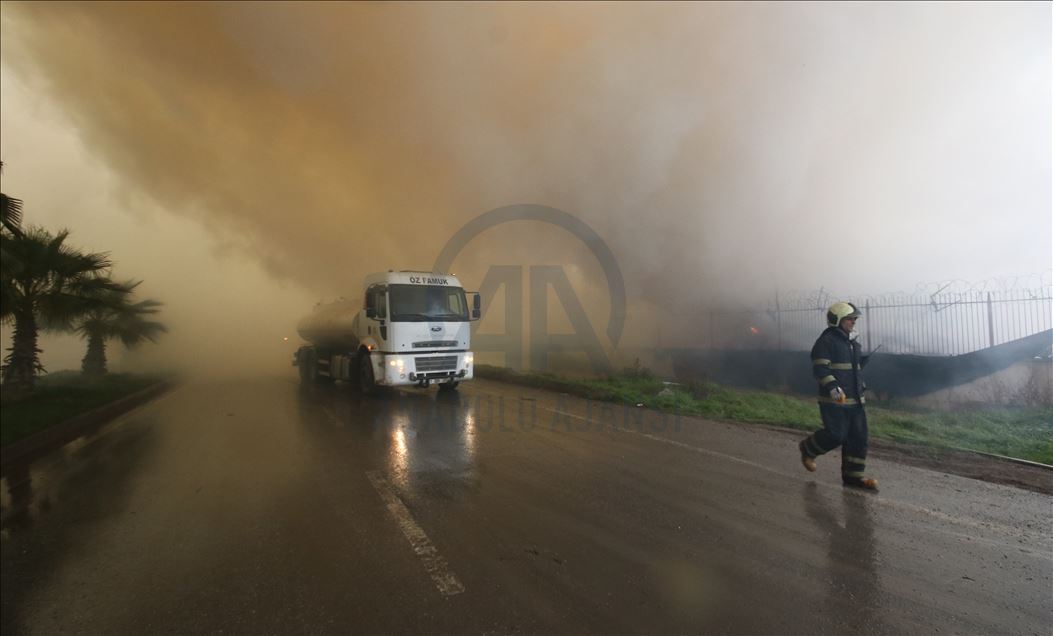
[294,271,480,393]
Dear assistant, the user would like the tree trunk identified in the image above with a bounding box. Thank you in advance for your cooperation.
[81,333,108,376]
[2,311,43,393]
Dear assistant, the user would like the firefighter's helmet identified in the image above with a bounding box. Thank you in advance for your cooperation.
[827,301,862,327]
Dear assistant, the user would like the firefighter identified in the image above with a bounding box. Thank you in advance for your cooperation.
[798,301,879,490]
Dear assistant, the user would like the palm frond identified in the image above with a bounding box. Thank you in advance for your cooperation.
[1,193,24,237]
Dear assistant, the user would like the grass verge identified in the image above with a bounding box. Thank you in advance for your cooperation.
[476,364,1053,465]
[0,371,166,447]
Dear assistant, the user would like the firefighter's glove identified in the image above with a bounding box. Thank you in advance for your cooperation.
[829,386,847,403]
[860,355,871,368]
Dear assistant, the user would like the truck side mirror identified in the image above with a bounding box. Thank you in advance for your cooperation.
[366,306,376,319]
[469,292,481,321]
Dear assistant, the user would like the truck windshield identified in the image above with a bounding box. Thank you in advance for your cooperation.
[389,285,469,322]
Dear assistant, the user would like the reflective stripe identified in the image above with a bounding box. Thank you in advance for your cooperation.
[819,375,837,386]
[812,358,831,366]
[844,471,865,478]
[817,396,866,405]
[829,363,857,370]
[844,455,867,465]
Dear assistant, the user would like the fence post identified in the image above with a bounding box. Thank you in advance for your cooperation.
[986,292,995,348]
[775,290,782,352]
[865,300,871,354]
[709,309,715,350]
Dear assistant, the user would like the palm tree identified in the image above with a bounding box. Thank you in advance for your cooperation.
[1,161,26,332]
[1,227,119,393]
[0,161,24,238]
[1,161,25,288]
[76,282,167,376]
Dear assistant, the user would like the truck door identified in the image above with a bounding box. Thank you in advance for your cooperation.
[365,284,390,349]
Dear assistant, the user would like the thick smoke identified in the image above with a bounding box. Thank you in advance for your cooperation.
[2,2,1050,368]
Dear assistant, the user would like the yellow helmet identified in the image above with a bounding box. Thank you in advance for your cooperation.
[827,301,862,327]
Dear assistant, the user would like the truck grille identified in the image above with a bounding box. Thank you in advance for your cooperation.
[415,356,458,372]
[412,341,458,348]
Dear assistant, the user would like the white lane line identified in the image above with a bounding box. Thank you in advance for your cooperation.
[542,407,1053,553]
[365,470,466,597]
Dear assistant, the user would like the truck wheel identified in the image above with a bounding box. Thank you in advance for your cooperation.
[358,352,376,395]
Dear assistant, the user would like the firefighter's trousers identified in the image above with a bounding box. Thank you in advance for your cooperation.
[800,404,869,482]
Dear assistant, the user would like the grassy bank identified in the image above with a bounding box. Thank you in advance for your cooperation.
[476,365,1053,465]
[0,371,165,446]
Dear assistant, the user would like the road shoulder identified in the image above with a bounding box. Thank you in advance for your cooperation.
[0,380,175,467]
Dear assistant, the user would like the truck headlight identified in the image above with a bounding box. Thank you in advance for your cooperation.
[464,353,474,365]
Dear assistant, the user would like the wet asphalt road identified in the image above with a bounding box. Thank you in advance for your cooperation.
[2,376,1051,635]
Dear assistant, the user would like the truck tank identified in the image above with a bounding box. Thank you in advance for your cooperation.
[296,300,362,349]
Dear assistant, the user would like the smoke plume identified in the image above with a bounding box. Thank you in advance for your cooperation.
[1,2,1049,369]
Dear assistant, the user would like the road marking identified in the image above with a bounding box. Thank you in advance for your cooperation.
[542,407,1053,553]
[365,470,466,597]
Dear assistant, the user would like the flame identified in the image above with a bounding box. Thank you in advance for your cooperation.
[749,326,760,335]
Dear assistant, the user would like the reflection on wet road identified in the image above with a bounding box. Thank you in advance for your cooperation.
[2,376,1051,634]
[804,483,883,635]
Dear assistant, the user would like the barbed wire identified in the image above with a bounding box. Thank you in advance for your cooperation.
[773,271,1053,310]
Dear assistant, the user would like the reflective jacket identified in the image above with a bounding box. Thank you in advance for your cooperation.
[811,327,868,405]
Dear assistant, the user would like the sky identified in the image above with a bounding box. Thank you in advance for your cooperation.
[1,1,1050,375]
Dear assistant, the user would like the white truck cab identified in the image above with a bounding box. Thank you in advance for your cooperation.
[295,271,480,392]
